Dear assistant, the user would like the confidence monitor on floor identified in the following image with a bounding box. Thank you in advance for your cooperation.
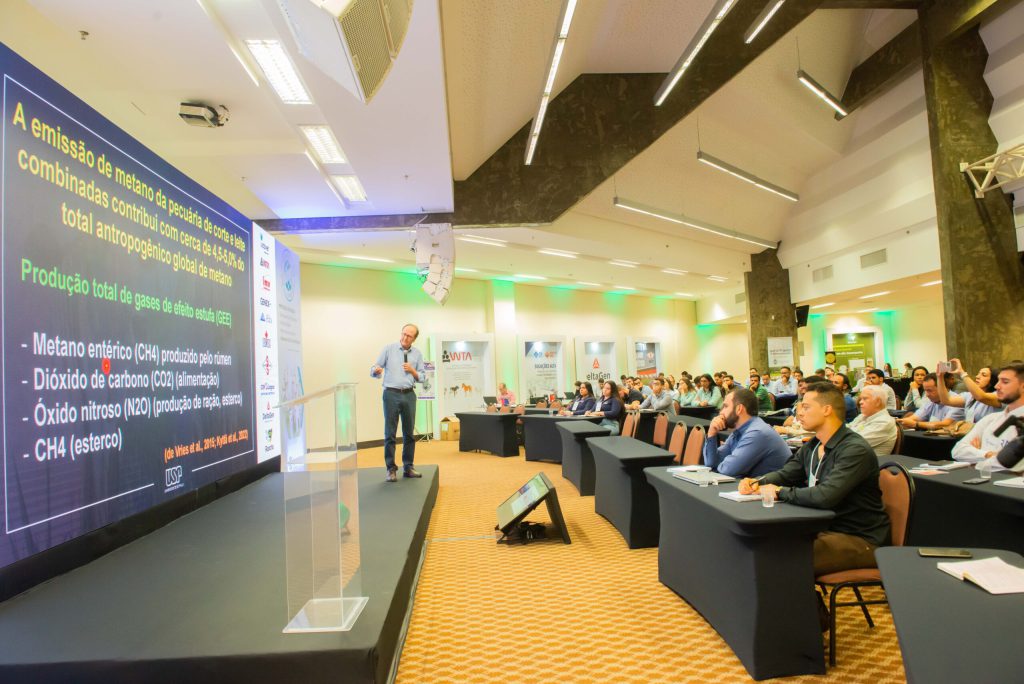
[495,472,571,544]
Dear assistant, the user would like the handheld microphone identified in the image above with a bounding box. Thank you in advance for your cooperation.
[404,351,408,363]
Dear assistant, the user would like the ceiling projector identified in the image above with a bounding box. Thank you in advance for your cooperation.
[178,103,230,128]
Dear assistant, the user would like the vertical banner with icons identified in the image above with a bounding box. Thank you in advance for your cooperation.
[439,340,490,413]
[520,339,565,400]
[253,225,280,462]
[274,238,304,463]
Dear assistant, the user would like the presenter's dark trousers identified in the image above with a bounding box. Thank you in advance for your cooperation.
[383,388,416,471]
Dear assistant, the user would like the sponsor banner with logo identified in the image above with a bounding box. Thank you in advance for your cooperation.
[520,339,565,400]
[632,340,662,377]
[575,339,616,387]
[253,225,280,462]
[275,239,304,464]
[767,336,796,373]
[417,361,436,401]
[439,340,489,413]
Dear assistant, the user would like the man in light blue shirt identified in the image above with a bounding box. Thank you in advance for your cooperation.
[899,373,965,431]
[770,366,799,396]
[704,388,791,477]
[371,324,425,482]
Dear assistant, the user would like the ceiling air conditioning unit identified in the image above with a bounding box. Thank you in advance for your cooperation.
[276,0,414,103]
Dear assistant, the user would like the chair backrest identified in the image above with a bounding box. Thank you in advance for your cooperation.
[622,412,637,438]
[652,412,670,447]
[768,392,776,409]
[878,461,915,546]
[895,395,903,410]
[535,400,548,408]
[485,404,497,413]
[672,400,681,414]
[550,401,563,410]
[499,405,511,414]
[667,422,686,463]
[891,423,903,455]
[513,405,525,415]
[682,426,705,465]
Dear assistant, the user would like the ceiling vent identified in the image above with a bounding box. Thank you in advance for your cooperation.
[277,0,414,103]
[812,264,834,282]
[860,248,888,269]
[734,292,747,304]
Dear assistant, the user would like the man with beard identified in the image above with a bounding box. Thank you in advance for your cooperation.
[703,388,791,478]
[952,363,1024,469]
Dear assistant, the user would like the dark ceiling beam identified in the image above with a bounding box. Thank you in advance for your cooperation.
[919,0,1017,50]
[259,212,453,233]
[835,20,921,119]
[820,1,919,8]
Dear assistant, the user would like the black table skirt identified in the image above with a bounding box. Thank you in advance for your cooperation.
[897,430,959,460]
[588,437,674,549]
[773,394,797,410]
[675,405,719,420]
[521,415,600,463]
[633,411,659,444]
[878,547,1024,684]
[454,412,519,457]
[557,422,611,496]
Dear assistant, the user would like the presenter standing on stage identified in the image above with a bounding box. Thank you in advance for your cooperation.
[371,324,424,482]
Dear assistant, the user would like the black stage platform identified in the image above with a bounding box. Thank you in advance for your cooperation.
[0,466,438,684]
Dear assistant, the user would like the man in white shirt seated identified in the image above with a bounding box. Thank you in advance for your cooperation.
[953,363,1024,470]
[859,368,897,410]
[638,377,676,413]
[769,366,798,396]
[848,385,898,456]
[899,373,964,430]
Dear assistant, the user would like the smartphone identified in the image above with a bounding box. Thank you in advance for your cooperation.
[962,477,989,485]
[918,548,973,558]
[937,361,951,374]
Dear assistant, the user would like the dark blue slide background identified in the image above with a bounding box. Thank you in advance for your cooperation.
[0,42,254,569]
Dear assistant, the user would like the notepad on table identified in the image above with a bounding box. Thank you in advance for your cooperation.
[993,476,1024,489]
[718,491,762,502]
[674,472,735,485]
[916,462,971,471]
[937,556,1024,595]
[666,465,710,473]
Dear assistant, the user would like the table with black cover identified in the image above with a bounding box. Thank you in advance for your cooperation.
[761,412,789,427]
[633,410,660,444]
[676,405,719,420]
[897,429,959,460]
[884,377,911,403]
[886,454,1024,555]
[523,407,558,415]
[556,421,611,495]
[454,411,519,457]
[644,468,834,680]
[521,414,600,463]
[878,546,1024,684]
[587,437,675,548]
[773,393,797,410]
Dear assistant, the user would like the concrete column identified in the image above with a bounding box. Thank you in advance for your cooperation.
[744,249,797,374]
[485,281,519,397]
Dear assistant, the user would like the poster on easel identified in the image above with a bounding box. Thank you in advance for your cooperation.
[767,336,795,374]
[433,334,495,428]
[519,337,567,401]
[574,337,617,387]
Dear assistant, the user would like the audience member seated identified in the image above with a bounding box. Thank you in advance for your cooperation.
[902,365,929,412]
[740,382,891,575]
[769,366,798,395]
[497,382,516,407]
[639,377,675,413]
[721,374,737,393]
[695,373,724,409]
[561,381,596,415]
[899,373,964,430]
[676,377,697,407]
[936,359,1000,424]
[775,375,826,433]
[848,385,898,456]
[901,362,914,378]
[639,378,654,398]
[586,380,625,436]
[830,372,858,422]
[748,374,773,413]
[952,363,1024,468]
[851,365,874,393]
[823,367,835,382]
[760,372,772,389]
[703,388,791,477]
[793,368,805,384]
[863,369,897,410]
[883,362,894,378]
[623,380,644,407]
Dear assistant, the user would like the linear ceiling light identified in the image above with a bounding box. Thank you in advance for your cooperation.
[797,69,847,118]
[858,290,891,300]
[662,268,689,275]
[811,302,834,309]
[675,292,695,297]
[609,260,638,268]
[342,254,393,263]
[330,175,367,202]
[613,197,778,249]
[744,0,786,44]
[245,39,311,104]
[455,267,478,273]
[614,286,636,290]
[654,0,737,106]
[577,281,601,286]
[525,0,579,164]
[457,235,506,247]
[300,125,347,164]
[696,151,799,202]
[707,275,728,282]
[514,274,547,280]
[921,279,942,287]
[538,248,578,259]
[858,308,879,313]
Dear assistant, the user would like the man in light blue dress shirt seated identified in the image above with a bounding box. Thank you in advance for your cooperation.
[898,373,965,431]
[371,323,425,482]
[769,366,799,396]
[703,388,792,478]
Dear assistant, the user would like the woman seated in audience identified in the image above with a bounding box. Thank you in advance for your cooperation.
[935,359,1000,423]
[497,382,516,407]
[883,362,894,378]
[561,381,596,416]
[663,376,678,400]
[694,373,724,408]
[586,380,624,435]
[902,365,930,412]
[676,376,697,407]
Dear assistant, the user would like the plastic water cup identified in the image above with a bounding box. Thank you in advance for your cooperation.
[977,460,992,481]
[761,487,776,508]
[699,477,709,488]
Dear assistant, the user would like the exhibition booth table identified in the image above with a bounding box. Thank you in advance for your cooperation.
[556,421,612,496]
[521,414,602,463]
[645,468,834,680]
[887,455,1024,555]
[897,429,959,460]
[587,437,674,549]
[878,547,1024,684]
[454,411,519,457]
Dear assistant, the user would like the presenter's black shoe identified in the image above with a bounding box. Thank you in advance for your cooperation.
[385,468,398,483]
[403,467,422,479]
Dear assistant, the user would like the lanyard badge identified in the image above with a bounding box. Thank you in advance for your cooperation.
[808,446,826,487]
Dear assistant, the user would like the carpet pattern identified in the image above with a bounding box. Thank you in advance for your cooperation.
[359,440,906,683]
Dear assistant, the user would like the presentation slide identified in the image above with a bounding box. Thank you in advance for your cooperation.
[0,43,254,569]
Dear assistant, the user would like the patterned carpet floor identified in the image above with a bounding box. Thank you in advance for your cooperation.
[359,440,906,683]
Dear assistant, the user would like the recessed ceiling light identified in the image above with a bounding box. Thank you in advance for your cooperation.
[330,175,367,202]
[577,281,601,287]
[921,279,942,287]
[811,302,834,309]
[342,254,393,263]
[662,268,689,275]
[300,125,347,164]
[538,248,578,259]
[675,292,695,297]
[858,291,891,300]
[610,260,638,268]
[244,39,311,104]
[514,274,547,280]
[858,307,879,313]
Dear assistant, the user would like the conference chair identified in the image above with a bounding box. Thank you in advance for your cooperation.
[815,461,915,666]
[498,405,511,414]
[535,400,548,408]
[621,412,638,439]
[681,426,705,466]
[768,393,776,410]
[672,400,681,414]
[667,421,687,464]
[485,404,497,413]
[550,400,563,411]
[891,423,904,455]
[652,412,670,448]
